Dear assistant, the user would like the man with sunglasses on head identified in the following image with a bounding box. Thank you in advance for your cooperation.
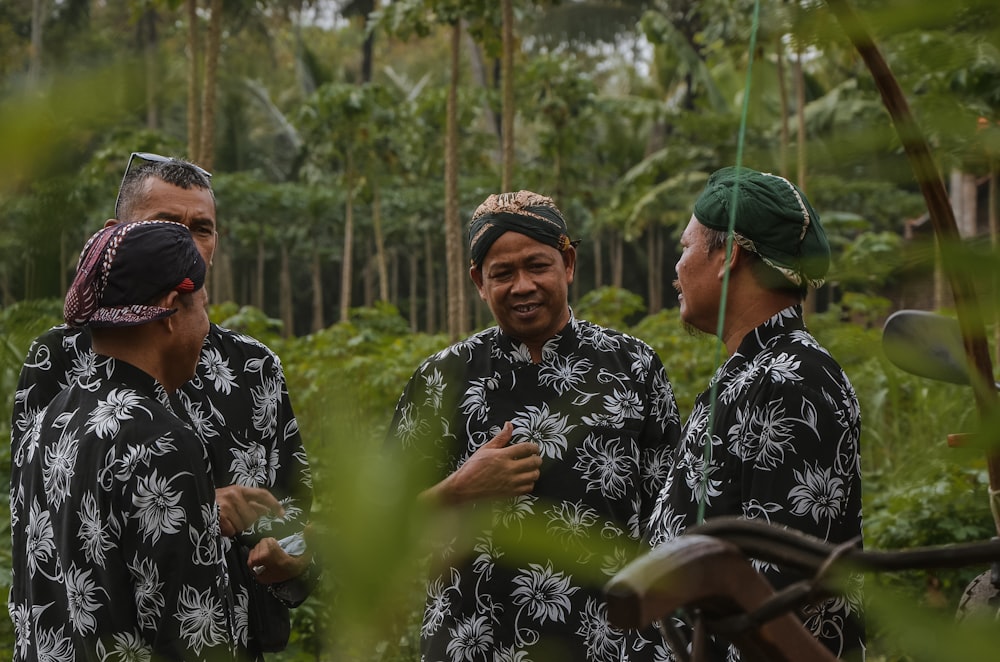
[11,152,317,660]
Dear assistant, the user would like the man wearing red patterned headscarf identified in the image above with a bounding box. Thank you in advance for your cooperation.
[9,221,240,660]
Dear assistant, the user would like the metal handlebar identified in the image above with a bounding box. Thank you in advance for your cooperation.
[605,518,1000,662]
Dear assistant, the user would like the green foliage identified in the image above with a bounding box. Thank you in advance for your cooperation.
[628,309,725,414]
[3,295,1000,660]
[212,302,285,345]
[573,286,646,331]
[3,0,1000,657]
[276,302,450,448]
[865,585,1000,662]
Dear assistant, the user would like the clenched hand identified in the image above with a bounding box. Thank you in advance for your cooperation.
[422,421,542,507]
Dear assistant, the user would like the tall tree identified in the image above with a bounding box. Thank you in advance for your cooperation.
[500,0,515,190]
[199,0,223,169]
[373,0,499,338]
[185,0,201,159]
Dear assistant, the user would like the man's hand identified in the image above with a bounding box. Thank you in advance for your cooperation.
[216,485,285,537]
[247,537,311,585]
[422,421,542,507]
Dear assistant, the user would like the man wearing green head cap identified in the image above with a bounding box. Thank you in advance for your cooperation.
[641,167,864,660]
[389,190,682,662]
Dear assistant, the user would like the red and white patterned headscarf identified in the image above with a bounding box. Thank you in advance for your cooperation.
[64,220,206,327]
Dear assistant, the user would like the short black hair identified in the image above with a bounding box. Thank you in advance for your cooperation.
[116,159,215,221]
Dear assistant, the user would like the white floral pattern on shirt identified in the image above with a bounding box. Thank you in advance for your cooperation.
[9,359,236,660]
[644,305,864,661]
[390,315,681,662]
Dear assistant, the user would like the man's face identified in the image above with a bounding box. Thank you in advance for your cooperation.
[118,178,218,266]
[471,231,575,353]
[168,287,211,386]
[674,216,726,334]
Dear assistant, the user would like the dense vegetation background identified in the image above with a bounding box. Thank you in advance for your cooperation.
[2,0,1000,660]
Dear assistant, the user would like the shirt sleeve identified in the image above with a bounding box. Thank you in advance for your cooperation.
[120,430,235,659]
[265,351,313,527]
[386,360,459,494]
[11,329,73,453]
[637,349,683,529]
[737,378,862,588]
[243,350,318,605]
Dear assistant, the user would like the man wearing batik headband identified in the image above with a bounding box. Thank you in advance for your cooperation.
[10,221,239,660]
[642,166,864,661]
[389,190,682,662]
[11,152,316,659]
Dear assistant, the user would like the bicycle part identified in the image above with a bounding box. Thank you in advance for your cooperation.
[690,517,1000,575]
[604,534,839,662]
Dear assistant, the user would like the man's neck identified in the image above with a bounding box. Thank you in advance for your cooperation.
[721,293,800,355]
[92,328,175,392]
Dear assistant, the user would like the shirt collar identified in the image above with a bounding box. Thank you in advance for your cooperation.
[493,308,577,364]
[734,304,806,359]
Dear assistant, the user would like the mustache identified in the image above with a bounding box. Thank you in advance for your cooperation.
[672,279,701,337]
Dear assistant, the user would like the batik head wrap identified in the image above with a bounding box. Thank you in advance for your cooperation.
[468,190,579,267]
[693,166,831,288]
[64,220,206,328]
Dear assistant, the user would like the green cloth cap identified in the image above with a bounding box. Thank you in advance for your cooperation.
[693,166,830,288]
[469,190,578,267]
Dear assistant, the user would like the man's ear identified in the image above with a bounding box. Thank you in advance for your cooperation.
[158,291,181,331]
[470,265,487,301]
[103,219,120,229]
[717,243,746,279]
[562,246,577,285]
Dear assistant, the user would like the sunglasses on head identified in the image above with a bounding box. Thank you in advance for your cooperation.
[113,151,213,219]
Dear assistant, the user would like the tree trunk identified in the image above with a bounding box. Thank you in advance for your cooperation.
[409,251,419,333]
[361,0,376,83]
[212,244,234,307]
[199,0,222,170]
[445,21,466,340]
[280,243,293,338]
[24,257,34,300]
[255,236,265,310]
[950,170,977,238]
[339,156,356,322]
[647,225,662,314]
[372,186,389,301]
[389,250,397,306]
[1,269,11,306]
[141,8,160,130]
[990,165,999,360]
[500,0,515,191]
[794,46,807,191]
[611,230,624,288]
[59,231,68,295]
[776,36,789,179]
[593,233,604,289]
[29,0,45,85]
[186,0,201,161]
[794,46,815,314]
[424,231,436,334]
[465,33,500,145]
[311,244,324,333]
[363,242,375,307]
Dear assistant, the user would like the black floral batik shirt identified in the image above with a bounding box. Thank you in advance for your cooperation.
[11,323,314,657]
[10,358,236,661]
[643,305,864,661]
[390,314,682,662]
